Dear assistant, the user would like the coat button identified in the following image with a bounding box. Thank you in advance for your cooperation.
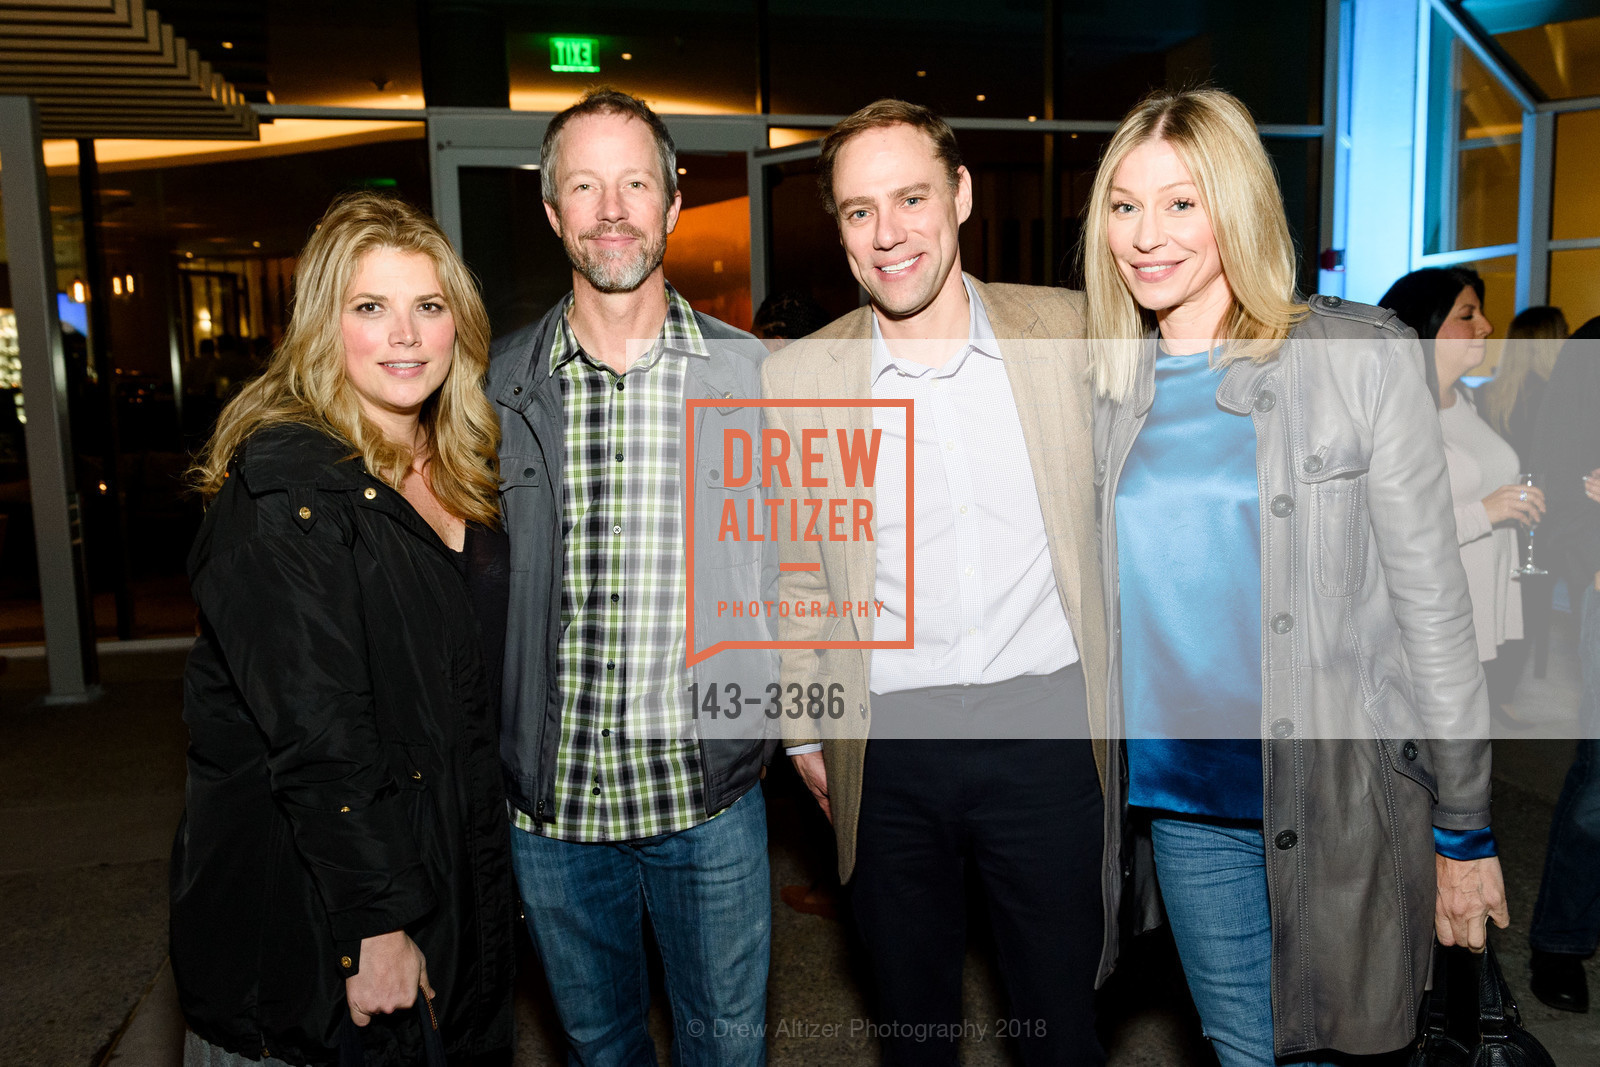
[1403,740,1419,761]
[1271,494,1294,517]
[1271,718,1293,739]
[1275,829,1298,850]
[709,469,719,480]
[512,385,522,395]
[1096,460,1107,477]
[363,488,376,500]
[1254,390,1276,412]
[412,770,423,780]
[523,467,536,477]
[340,805,350,812]
[1271,612,1294,634]
[341,956,353,968]
[1325,296,1342,307]
[1303,455,1324,474]
[298,506,312,519]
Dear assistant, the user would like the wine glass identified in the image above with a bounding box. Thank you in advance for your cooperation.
[1512,472,1548,578]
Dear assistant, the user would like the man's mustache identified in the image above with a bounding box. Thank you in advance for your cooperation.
[579,223,648,242]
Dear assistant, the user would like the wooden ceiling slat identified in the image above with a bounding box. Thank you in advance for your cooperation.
[0,0,258,141]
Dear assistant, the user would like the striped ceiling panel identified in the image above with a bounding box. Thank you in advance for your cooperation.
[0,0,257,139]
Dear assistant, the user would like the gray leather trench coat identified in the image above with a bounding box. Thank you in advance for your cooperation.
[1092,296,1492,1057]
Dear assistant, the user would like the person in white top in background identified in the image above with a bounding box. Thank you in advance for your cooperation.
[1380,268,1545,681]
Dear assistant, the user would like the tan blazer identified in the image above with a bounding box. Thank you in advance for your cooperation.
[759,275,1108,882]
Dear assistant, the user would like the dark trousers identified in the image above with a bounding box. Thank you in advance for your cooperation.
[851,665,1106,1067]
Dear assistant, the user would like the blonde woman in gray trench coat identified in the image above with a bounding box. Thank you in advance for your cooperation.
[1085,88,1509,1066]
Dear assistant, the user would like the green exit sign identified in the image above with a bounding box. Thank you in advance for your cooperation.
[550,37,600,73]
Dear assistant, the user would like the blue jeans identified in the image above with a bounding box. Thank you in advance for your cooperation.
[510,786,771,1067]
[1150,818,1338,1067]
[1531,583,1600,955]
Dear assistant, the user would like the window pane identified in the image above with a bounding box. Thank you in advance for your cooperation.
[1264,138,1323,296]
[665,153,752,330]
[1493,15,1600,101]
[1423,24,1522,255]
[1550,248,1600,335]
[1456,143,1520,249]
[459,166,566,339]
[1553,110,1600,241]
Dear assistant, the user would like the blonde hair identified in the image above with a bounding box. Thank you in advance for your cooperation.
[1083,88,1308,401]
[1479,305,1569,437]
[193,191,501,525]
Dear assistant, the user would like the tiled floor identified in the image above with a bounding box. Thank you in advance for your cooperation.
[3,616,1598,1067]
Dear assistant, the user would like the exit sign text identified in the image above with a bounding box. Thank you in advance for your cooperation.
[550,37,600,73]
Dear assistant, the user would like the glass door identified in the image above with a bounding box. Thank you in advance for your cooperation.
[428,112,769,339]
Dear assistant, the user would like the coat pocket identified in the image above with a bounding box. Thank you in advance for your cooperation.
[1311,474,1370,597]
[1363,683,1439,801]
[499,455,544,573]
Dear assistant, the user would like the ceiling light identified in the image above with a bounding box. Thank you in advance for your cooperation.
[621,52,633,60]
[1027,115,1037,122]
[221,41,233,50]
[252,240,261,248]
[916,70,926,77]
[518,163,540,170]
[125,274,134,293]
[112,276,123,295]
[976,94,986,102]
[71,277,86,302]
[677,167,687,175]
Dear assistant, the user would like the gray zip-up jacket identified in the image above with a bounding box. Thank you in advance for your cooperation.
[487,300,778,827]
[1093,296,1491,1057]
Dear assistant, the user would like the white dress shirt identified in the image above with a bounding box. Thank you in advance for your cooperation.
[867,279,1079,694]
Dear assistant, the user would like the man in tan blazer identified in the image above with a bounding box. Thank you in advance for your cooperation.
[760,100,1109,1066]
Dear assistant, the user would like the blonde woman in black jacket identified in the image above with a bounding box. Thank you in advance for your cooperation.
[172,192,513,1066]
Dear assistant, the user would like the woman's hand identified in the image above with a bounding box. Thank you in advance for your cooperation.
[1584,468,1600,504]
[1435,855,1510,952]
[1480,484,1545,527]
[346,930,434,1026]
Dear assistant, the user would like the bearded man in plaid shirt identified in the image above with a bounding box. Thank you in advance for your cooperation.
[487,88,777,1065]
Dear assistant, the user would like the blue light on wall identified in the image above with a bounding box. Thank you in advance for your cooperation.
[57,292,88,336]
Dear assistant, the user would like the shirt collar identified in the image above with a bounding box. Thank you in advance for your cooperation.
[548,283,708,377]
[869,275,1001,383]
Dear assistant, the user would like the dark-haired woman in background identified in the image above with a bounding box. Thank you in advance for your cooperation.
[1380,268,1544,712]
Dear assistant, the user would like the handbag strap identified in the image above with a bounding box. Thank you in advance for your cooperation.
[1476,941,1519,1040]
[1420,940,1454,1038]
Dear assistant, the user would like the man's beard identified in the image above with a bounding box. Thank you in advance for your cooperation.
[564,222,667,294]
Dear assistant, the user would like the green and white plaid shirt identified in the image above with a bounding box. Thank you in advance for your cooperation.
[513,286,708,842]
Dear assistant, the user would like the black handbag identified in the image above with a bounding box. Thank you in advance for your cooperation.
[1409,941,1556,1067]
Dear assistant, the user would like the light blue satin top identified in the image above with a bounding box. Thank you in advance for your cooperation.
[1116,351,1263,820]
